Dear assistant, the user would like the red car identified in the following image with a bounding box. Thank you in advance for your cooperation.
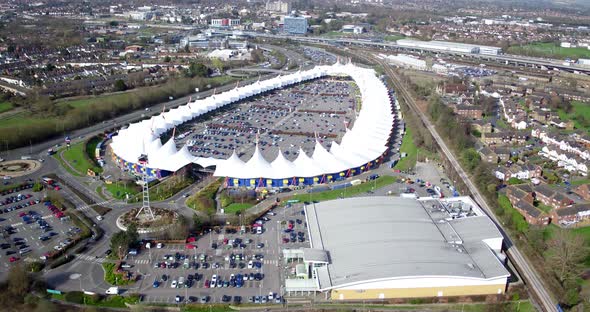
[9,257,19,263]
[18,212,26,217]
[204,280,210,288]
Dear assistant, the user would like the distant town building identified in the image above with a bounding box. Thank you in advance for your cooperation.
[341,25,365,34]
[210,18,240,28]
[283,15,308,34]
[266,0,291,14]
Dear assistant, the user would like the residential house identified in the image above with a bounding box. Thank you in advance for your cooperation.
[471,120,492,134]
[534,184,574,210]
[551,203,590,225]
[477,146,498,163]
[514,200,550,225]
[574,184,590,201]
[454,104,483,120]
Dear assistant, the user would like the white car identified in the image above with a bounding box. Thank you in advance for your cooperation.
[211,274,217,283]
[156,242,163,248]
[171,280,178,288]
[105,287,119,295]
[96,216,103,221]
[268,292,274,300]
[247,260,254,269]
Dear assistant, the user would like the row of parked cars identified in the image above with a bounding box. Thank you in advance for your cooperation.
[0,183,35,196]
[43,200,65,219]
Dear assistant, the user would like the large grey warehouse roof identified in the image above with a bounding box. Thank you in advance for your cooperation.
[305,197,509,290]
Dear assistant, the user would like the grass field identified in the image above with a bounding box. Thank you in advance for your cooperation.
[558,100,590,132]
[394,127,418,171]
[105,182,139,200]
[507,42,590,59]
[0,112,52,128]
[61,141,103,175]
[0,101,13,114]
[288,175,396,203]
[224,202,254,214]
[570,178,590,186]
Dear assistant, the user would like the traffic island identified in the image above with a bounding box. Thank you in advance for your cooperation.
[116,207,177,233]
[0,159,42,178]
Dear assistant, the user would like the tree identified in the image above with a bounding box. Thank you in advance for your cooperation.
[114,79,127,92]
[211,58,225,72]
[545,228,588,284]
[163,56,171,62]
[8,264,29,298]
[187,62,209,78]
[110,231,132,260]
[192,214,203,232]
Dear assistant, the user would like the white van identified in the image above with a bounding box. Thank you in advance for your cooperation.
[105,287,119,295]
[178,276,185,287]
[19,248,31,255]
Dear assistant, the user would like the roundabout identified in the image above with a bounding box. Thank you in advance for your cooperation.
[0,159,42,178]
[116,207,177,234]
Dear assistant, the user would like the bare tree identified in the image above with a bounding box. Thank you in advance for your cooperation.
[545,228,588,283]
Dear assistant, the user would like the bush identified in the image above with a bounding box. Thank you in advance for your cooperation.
[32,182,43,192]
[27,261,44,272]
[64,291,85,304]
[187,178,222,215]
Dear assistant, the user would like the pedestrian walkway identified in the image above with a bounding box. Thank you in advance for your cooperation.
[76,254,106,264]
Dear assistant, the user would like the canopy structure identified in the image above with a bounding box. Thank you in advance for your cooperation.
[110,62,396,185]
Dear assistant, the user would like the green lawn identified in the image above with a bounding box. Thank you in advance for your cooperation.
[60,141,103,175]
[558,101,590,132]
[0,101,13,114]
[0,112,52,129]
[573,226,590,242]
[224,202,254,214]
[536,203,552,213]
[507,42,590,59]
[316,301,534,312]
[570,178,590,186]
[394,127,418,170]
[105,181,140,200]
[289,175,396,203]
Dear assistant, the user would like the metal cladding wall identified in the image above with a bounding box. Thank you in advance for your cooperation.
[112,154,170,179]
[223,157,383,187]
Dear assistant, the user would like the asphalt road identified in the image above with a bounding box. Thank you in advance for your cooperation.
[363,52,558,312]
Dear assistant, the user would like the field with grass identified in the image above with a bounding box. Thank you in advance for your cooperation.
[105,182,140,200]
[394,127,418,170]
[224,202,254,214]
[0,101,13,114]
[558,100,590,132]
[288,175,396,203]
[61,141,103,175]
[507,42,590,59]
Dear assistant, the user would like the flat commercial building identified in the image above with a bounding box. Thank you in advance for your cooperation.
[284,16,308,34]
[296,196,509,300]
[396,39,502,55]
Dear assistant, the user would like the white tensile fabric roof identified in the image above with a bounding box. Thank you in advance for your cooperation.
[110,62,394,179]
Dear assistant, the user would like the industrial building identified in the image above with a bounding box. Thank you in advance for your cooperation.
[283,196,509,300]
[396,39,502,55]
[283,16,308,34]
